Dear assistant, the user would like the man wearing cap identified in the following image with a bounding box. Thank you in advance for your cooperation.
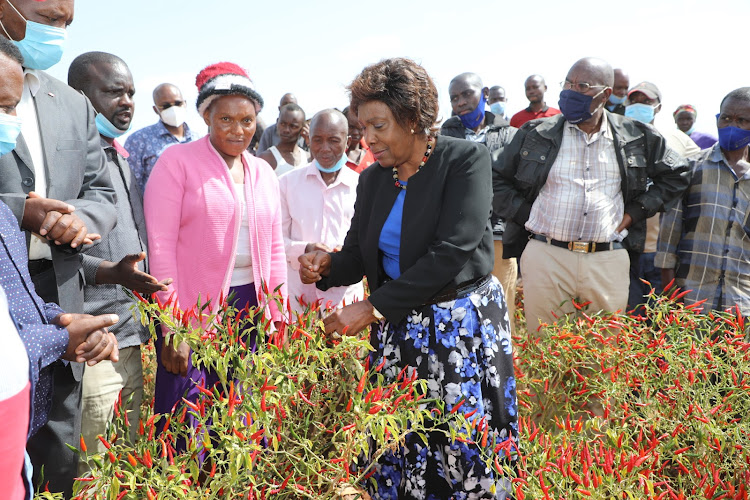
[623,82,701,308]
[124,83,198,195]
[496,57,689,330]
[657,87,750,315]
[674,104,718,150]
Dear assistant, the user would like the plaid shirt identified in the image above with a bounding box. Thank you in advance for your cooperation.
[655,144,750,314]
[526,113,624,242]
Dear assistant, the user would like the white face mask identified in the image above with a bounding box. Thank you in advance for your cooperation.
[160,105,187,128]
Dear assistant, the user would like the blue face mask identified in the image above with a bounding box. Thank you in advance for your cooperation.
[0,113,22,158]
[95,113,129,139]
[609,93,627,105]
[459,93,486,130]
[625,103,656,124]
[1,1,67,70]
[315,153,347,173]
[490,102,506,117]
[717,124,750,152]
[685,125,696,136]
[558,89,605,124]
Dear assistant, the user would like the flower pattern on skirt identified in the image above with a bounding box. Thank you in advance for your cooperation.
[365,277,517,499]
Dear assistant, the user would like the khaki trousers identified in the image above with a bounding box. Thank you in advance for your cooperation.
[78,345,143,475]
[520,238,629,331]
[492,240,518,331]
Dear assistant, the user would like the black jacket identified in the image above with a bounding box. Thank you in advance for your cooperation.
[495,111,690,258]
[441,111,517,237]
[317,136,494,323]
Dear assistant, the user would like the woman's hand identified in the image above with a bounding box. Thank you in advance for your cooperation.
[323,299,378,339]
[298,250,332,284]
[161,336,190,377]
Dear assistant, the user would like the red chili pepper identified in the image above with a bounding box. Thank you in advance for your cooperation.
[79,436,87,453]
[450,398,466,414]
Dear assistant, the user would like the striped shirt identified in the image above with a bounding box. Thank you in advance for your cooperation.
[655,144,750,314]
[526,113,624,242]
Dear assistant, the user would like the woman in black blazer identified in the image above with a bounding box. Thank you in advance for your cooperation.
[299,58,516,499]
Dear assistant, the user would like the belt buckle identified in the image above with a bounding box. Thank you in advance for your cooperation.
[569,241,591,253]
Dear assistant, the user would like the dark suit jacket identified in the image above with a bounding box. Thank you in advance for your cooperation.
[318,135,494,323]
[0,71,116,380]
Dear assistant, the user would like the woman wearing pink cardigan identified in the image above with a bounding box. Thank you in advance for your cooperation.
[144,63,287,419]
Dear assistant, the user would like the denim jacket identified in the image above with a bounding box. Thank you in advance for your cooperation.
[495,111,690,258]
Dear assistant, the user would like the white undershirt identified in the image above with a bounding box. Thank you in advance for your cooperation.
[230,182,253,286]
[17,70,51,260]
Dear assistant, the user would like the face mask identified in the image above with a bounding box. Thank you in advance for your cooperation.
[0,1,66,70]
[95,113,129,139]
[609,93,627,105]
[315,153,347,174]
[490,102,506,117]
[717,124,750,152]
[160,105,187,128]
[625,103,656,124]
[0,113,22,158]
[558,88,606,125]
[685,125,696,136]
[459,93,486,130]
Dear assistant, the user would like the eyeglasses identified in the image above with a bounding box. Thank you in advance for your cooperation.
[157,100,185,110]
[560,81,609,93]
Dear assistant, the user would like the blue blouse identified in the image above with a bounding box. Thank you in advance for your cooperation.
[379,182,407,279]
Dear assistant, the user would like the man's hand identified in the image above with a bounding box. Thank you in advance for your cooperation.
[300,121,310,146]
[23,192,98,248]
[54,313,119,365]
[298,250,332,284]
[96,252,173,294]
[322,300,378,340]
[161,336,190,377]
[616,213,633,233]
[304,242,332,254]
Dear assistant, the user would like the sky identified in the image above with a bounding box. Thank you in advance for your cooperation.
[47,0,750,142]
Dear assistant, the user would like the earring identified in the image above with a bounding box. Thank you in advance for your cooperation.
[410,128,415,134]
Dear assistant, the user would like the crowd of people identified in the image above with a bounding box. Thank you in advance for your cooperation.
[0,1,749,499]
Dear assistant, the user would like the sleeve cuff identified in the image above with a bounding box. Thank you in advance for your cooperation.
[286,241,308,271]
[625,202,648,224]
[80,255,104,285]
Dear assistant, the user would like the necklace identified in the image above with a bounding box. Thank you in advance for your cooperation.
[393,137,435,190]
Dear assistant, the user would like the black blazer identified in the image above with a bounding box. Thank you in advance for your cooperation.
[317,135,494,323]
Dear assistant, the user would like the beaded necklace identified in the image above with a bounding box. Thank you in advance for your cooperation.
[393,137,435,190]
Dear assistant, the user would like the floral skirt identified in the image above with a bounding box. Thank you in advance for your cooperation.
[366,277,517,500]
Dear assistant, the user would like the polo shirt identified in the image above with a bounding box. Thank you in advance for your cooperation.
[510,105,561,128]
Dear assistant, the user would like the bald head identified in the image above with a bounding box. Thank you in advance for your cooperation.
[280,93,297,108]
[68,52,128,95]
[450,72,483,89]
[152,83,182,105]
[309,109,349,169]
[524,74,547,104]
[568,58,614,88]
[613,68,629,98]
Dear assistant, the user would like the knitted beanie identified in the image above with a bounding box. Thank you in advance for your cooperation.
[195,62,264,116]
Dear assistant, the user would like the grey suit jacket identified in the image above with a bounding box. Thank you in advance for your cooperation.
[0,71,117,379]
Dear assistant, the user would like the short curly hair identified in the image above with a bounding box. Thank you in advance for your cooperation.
[347,58,439,136]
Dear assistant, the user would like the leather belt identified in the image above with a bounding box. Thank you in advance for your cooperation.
[531,234,623,253]
[28,259,54,276]
[431,274,492,303]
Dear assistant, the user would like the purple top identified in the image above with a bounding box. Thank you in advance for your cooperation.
[689,131,718,150]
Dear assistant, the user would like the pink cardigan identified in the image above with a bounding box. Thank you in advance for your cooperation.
[144,136,288,323]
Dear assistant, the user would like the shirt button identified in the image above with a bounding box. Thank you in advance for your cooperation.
[540,155,546,160]
[584,212,588,216]
[22,177,33,187]
[522,151,529,157]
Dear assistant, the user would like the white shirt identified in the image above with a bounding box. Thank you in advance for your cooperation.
[526,113,624,243]
[230,182,253,286]
[17,70,51,260]
[279,162,364,313]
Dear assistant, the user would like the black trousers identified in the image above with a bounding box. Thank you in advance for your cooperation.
[26,264,82,499]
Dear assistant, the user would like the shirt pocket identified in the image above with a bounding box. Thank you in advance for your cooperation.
[515,148,548,188]
[624,153,649,192]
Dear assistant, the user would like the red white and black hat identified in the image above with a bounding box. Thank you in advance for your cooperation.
[195,62,264,115]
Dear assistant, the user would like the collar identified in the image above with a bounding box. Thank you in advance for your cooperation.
[304,161,359,188]
[525,104,549,114]
[565,110,613,140]
[23,69,41,97]
[156,119,191,138]
[99,135,130,159]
